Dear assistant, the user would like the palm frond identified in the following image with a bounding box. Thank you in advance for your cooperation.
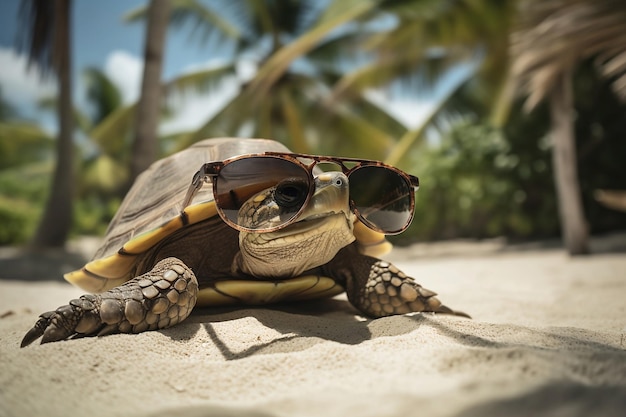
[0,121,53,169]
[16,0,55,76]
[248,0,383,98]
[343,0,514,124]
[125,0,242,43]
[367,65,482,167]
[81,154,128,194]
[164,62,237,96]
[36,95,95,134]
[347,95,408,137]
[333,46,472,102]
[370,0,512,51]
[175,89,249,150]
[511,0,626,109]
[83,67,123,125]
[74,108,94,134]
[89,104,137,156]
[279,88,309,153]
[306,30,372,74]
[245,0,320,41]
[323,109,397,159]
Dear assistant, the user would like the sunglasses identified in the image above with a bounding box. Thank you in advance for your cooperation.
[182,152,419,235]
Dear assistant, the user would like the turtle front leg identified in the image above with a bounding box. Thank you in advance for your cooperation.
[21,258,198,347]
[354,259,470,318]
[326,246,469,319]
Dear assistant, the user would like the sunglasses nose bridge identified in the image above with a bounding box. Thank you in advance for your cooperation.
[315,171,349,190]
[293,171,351,220]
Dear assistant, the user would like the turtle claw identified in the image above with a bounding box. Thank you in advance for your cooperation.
[21,312,53,347]
[20,330,41,348]
[21,303,86,347]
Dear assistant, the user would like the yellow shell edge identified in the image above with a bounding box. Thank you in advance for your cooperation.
[64,201,218,292]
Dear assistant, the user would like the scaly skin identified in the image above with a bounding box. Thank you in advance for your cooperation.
[323,245,469,319]
[21,245,467,347]
[21,138,470,347]
[21,258,198,347]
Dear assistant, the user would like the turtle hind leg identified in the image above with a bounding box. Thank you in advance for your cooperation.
[20,257,198,347]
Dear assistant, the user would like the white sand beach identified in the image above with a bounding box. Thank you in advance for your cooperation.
[1,235,625,417]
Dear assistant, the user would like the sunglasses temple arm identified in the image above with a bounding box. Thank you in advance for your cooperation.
[181,162,215,210]
[181,172,203,210]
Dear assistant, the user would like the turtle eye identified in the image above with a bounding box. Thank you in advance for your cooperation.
[274,178,309,209]
[214,156,312,231]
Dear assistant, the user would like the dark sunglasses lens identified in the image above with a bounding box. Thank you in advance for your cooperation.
[215,157,310,230]
[349,166,413,234]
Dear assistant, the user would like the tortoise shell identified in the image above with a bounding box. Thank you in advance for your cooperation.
[65,138,392,306]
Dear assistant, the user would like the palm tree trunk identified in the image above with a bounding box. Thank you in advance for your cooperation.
[32,0,73,248]
[549,70,589,255]
[129,0,170,185]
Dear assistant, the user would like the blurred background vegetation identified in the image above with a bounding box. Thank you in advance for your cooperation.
[1,0,625,254]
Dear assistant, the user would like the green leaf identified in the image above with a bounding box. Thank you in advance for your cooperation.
[125,0,242,42]
[248,0,383,97]
[165,62,237,96]
[88,104,137,156]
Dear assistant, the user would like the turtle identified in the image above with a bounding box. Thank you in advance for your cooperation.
[21,138,467,347]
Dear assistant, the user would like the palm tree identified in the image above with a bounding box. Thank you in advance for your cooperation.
[129,0,171,186]
[36,66,157,233]
[245,0,518,163]
[78,67,132,195]
[252,0,626,254]
[510,0,626,254]
[344,0,518,162]
[127,0,404,157]
[37,67,134,191]
[17,0,74,248]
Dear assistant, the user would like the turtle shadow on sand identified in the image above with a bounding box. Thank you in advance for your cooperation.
[414,315,626,354]
[160,301,469,360]
[159,297,376,359]
[161,308,626,363]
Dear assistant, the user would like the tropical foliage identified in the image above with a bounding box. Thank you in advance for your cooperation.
[0,89,53,244]
[509,0,626,254]
[127,0,406,157]
[16,0,74,247]
[2,0,626,252]
[129,0,171,185]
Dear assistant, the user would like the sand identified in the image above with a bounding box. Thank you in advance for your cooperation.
[1,235,625,417]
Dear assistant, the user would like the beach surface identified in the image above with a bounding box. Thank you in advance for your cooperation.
[1,235,625,417]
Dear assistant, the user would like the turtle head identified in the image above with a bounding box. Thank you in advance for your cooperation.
[235,172,356,278]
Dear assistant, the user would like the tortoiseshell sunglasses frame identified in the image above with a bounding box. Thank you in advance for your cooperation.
[182,152,419,234]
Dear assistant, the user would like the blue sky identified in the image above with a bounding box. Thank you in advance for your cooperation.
[0,0,235,84]
[0,1,470,138]
[0,0,240,134]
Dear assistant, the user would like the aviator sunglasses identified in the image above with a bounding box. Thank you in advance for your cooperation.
[182,152,420,234]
